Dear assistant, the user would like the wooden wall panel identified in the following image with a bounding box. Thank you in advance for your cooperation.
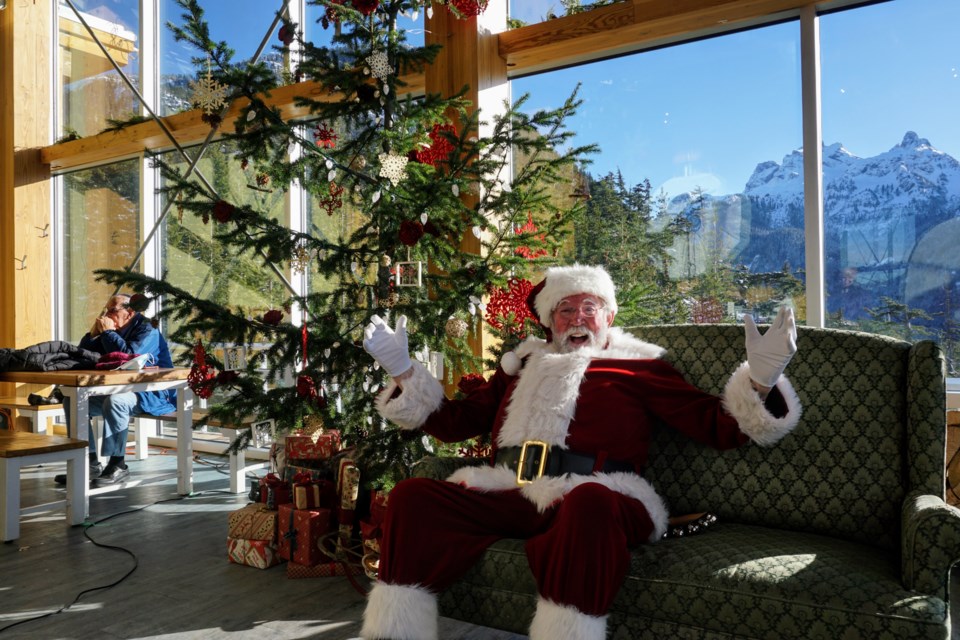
[1,1,53,397]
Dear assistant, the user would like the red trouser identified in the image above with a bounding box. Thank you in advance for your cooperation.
[378,477,655,616]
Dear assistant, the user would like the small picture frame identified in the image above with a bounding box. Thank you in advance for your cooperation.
[395,261,422,287]
[216,345,247,371]
[252,418,276,448]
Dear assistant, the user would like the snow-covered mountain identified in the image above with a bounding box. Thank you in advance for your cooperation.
[665,132,960,322]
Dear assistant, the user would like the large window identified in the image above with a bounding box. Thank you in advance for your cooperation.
[61,159,141,341]
[512,21,804,323]
[159,141,290,342]
[820,0,960,372]
[58,0,140,138]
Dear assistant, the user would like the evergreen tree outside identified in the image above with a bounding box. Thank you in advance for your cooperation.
[95,0,595,488]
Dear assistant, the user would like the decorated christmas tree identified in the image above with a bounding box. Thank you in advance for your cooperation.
[96,0,594,487]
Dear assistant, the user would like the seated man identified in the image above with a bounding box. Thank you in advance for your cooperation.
[360,264,801,640]
[56,293,175,486]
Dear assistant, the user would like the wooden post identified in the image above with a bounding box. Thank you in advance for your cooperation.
[0,1,54,396]
[425,1,509,383]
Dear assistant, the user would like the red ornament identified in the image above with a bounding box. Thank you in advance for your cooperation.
[415,124,456,167]
[399,219,425,247]
[458,439,492,459]
[448,0,488,17]
[212,200,235,223]
[514,214,547,260]
[187,340,217,399]
[278,24,294,45]
[485,277,537,339]
[256,173,270,188]
[262,309,283,325]
[319,182,344,215]
[296,374,316,399]
[457,373,486,395]
[314,123,338,149]
[351,0,379,16]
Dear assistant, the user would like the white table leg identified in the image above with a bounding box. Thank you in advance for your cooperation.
[60,387,96,464]
[230,442,246,494]
[1,457,21,542]
[176,386,195,495]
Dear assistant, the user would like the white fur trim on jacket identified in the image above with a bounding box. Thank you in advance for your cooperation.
[497,329,665,449]
[722,362,802,447]
[534,264,619,329]
[529,597,607,640]
[446,466,669,543]
[361,582,438,640]
[375,360,445,431]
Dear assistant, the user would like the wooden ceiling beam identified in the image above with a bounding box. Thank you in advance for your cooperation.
[41,73,426,172]
[498,0,820,76]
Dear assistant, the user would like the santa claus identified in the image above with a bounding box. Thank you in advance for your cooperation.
[360,264,801,640]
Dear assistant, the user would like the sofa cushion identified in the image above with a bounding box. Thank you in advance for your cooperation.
[438,524,946,639]
[630,325,923,551]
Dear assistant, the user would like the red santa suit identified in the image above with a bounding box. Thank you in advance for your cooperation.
[360,327,801,640]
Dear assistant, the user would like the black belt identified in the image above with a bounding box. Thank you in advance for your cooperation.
[495,441,635,485]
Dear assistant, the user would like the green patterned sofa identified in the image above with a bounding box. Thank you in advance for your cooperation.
[412,325,960,639]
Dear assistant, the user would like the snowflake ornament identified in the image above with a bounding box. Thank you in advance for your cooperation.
[378,152,409,187]
[190,59,228,116]
[366,50,392,82]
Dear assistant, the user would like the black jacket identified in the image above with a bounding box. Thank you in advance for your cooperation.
[0,340,101,372]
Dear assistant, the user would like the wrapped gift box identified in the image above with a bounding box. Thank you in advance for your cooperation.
[285,430,341,460]
[258,473,292,510]
[337,459,361,542]
[277,503,333,566]
[291,472,337,510]
[227,537,281,569]
[286,560,364,579]
[228,503,278,542]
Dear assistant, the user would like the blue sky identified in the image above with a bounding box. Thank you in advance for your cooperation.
[510,0,960,197]
[152,0,960,197]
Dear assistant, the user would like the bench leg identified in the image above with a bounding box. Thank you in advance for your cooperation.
[1,457,21,542]
[65,449,87,525]
[229,447,246,494]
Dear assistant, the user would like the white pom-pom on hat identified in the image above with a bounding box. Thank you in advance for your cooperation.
[533,264,618,329]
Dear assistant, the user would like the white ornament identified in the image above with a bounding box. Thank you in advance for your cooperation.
[420,213,428,224]
[378,152,409,187]
[366,50,392,82]
[427,6,433,19]
[452,184,460,196]
[246,110,256,121]
[412,11,419,21]
[191,60,228,115]
[471,225,482,239]
[327,169,337,182]
[372,190,382,204]
[326,159,334,169]
[383,84,390,95]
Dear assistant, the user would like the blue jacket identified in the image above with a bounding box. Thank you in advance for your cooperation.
[78,314,176,416]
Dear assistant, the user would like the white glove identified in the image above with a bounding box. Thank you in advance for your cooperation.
[744,307,797,388]
[363,315,413,377]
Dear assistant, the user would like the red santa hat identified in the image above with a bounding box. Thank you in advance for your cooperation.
[528,264,618,330]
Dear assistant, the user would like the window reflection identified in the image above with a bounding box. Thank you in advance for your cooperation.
[58,0,140,138]
[61,159,141,342]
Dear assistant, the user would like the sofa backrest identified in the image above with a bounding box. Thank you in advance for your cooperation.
[629,324,945,551]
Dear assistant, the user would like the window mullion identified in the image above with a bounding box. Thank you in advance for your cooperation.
[801,4,825,328]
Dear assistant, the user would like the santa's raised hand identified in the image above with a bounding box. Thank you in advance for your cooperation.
[744,307,797,388]
[363,314,413,378]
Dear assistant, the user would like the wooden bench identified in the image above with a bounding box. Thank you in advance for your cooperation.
[0,431,87,541]
[146,411,268,494]
[0,396,65,434]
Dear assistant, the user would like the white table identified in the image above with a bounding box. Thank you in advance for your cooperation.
[0,368,195,499]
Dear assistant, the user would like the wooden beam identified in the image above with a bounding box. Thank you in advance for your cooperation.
[499,0,819,76]
[41,73,426,172]
[0,0,54,398]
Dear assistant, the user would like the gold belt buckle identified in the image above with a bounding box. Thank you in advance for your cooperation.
[516,440,549,485]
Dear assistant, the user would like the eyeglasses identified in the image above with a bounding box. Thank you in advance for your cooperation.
[555,302,604,319]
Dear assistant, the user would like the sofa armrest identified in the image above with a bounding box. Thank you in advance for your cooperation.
[901,490,960,599]
[410,455,486,481]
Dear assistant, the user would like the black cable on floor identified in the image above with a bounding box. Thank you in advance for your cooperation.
[0,490,228,634]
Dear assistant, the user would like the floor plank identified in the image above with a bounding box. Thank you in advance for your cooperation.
[1,450,527,640]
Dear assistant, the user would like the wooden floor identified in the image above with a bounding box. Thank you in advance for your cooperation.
[4,449,960,640]
[0,449,526,640]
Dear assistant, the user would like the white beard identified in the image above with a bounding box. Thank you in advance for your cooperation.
[554,322,610,353]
